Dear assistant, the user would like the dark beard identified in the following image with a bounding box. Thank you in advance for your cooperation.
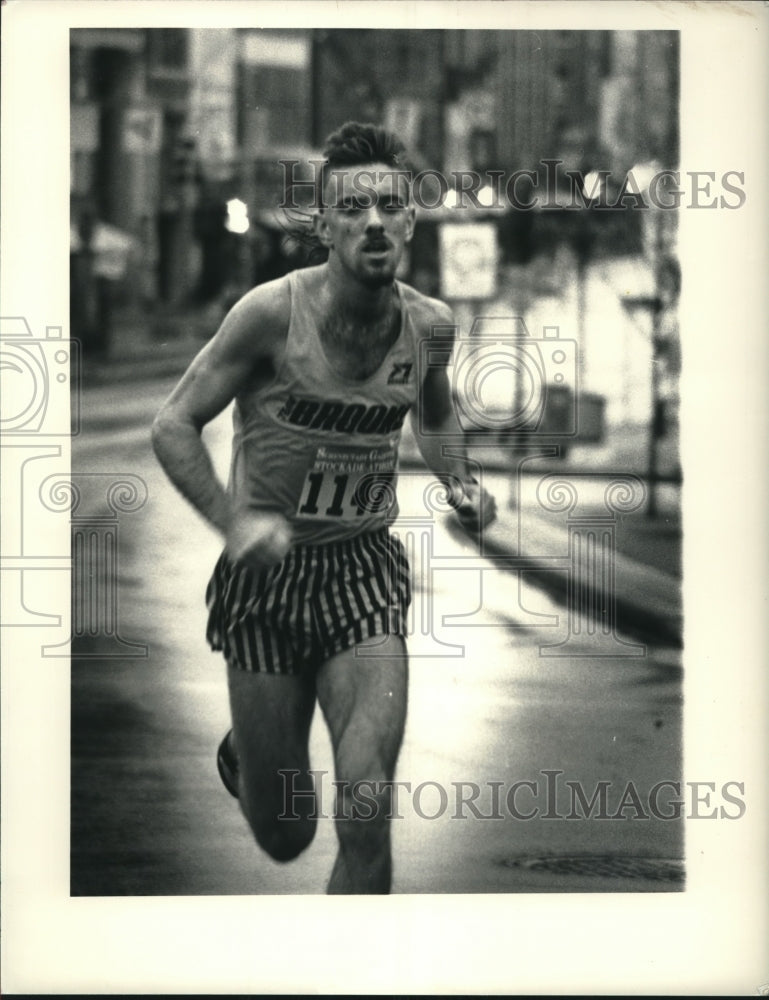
[358,268,395,290]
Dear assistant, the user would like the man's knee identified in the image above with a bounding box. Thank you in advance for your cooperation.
[246,810,317,862]
[235,758,320,861]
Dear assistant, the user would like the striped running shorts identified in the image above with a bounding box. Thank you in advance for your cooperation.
[205,528,411,673]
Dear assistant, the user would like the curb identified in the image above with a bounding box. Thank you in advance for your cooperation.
[82,346,200,386]
[477,526,682,649]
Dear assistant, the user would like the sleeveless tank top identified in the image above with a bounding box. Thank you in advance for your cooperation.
[227,267,421,545]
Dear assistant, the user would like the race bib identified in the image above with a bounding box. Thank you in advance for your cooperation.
[296,443,398,520]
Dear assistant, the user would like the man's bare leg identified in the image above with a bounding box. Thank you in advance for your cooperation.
[316,634,408,894]
[227,666,318,862]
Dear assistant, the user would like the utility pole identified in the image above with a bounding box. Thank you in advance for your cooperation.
[621,288,664,519]
[647,297,663,519]
[623,161,676,519]
[165,134,199,304]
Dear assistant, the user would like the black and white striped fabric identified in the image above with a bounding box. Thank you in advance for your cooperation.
[205,529,411,673]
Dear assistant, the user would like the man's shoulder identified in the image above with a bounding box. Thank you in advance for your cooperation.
[228,272,293,330]
[398,281,455,331]
[218,267,314,357]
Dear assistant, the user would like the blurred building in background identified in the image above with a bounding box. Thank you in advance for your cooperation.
[70,27,680,480]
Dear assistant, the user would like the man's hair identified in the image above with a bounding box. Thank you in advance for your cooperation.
[320,121,410,192]
[279,122,410,265]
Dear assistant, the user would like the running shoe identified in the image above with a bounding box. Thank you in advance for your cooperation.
[217,730,240,798]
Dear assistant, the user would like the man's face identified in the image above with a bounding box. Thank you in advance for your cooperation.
[316,162,415,287]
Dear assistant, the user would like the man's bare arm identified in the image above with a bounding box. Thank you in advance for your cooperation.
[411,303,497,531]
[151,281,288,538]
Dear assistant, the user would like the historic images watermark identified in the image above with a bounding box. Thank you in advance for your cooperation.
[277,159,746,212]
[0,316,147,658]
[1,317,79,637]
[277,769,746,822]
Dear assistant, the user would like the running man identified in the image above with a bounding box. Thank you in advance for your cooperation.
[152,122,496,893]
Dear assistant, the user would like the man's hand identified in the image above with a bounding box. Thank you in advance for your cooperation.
[226,509,293,569]
[452,479,498,535]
